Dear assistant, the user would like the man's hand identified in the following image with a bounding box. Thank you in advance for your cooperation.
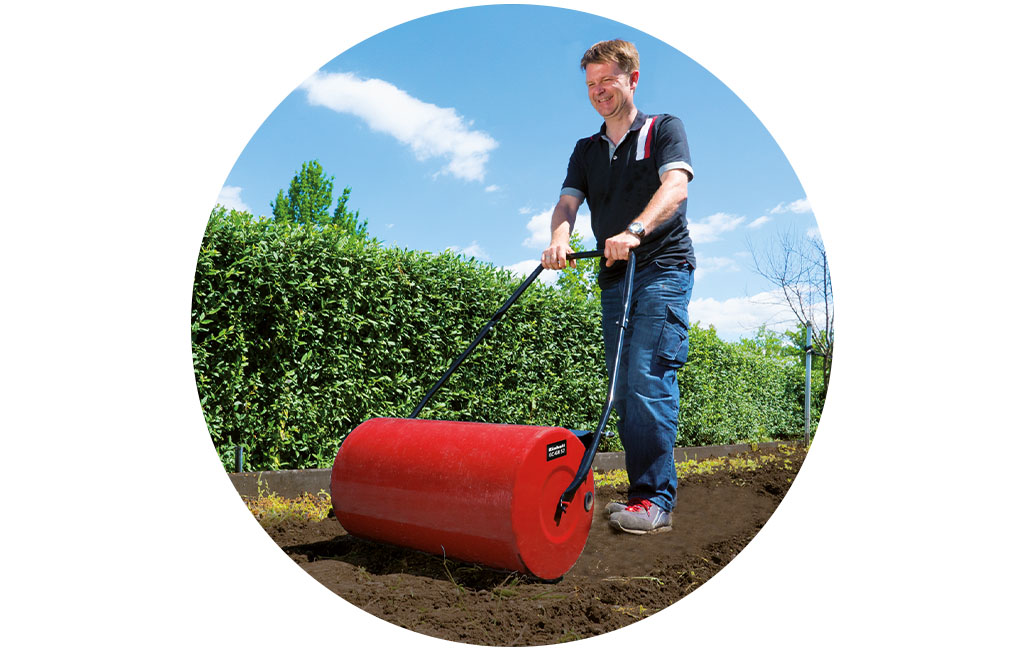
[541,241,577,270]
[603,231,641,266]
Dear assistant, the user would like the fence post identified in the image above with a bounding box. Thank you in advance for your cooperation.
[804,324,812,445]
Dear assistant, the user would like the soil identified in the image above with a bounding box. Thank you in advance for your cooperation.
[264,446,806,646]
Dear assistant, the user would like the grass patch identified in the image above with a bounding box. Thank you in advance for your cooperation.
[243,482,332,526]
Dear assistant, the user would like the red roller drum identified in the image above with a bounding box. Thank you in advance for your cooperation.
[330,418,595,580]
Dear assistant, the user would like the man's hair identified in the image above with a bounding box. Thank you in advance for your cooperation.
[580,39,639,74]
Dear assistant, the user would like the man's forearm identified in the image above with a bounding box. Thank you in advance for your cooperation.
[550,203,576,245]
[633,171,688,233]
[602,171,688,265]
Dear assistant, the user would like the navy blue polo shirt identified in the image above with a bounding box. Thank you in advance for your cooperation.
[560,110,695,289]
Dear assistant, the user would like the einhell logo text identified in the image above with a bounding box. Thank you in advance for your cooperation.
[546,440,567,461]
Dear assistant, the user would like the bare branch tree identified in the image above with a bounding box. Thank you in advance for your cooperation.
[747,227,834,392]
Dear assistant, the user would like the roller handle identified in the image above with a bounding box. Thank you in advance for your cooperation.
[557,250,636,515]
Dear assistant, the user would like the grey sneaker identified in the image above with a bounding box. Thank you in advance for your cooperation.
[604,501,627,517]
[608,499,672,535]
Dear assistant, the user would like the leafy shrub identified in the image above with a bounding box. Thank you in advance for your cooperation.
[678,325,819,446]
[193,208,821,471]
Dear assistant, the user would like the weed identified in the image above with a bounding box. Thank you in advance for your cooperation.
[528,592,567,601]
[243,481,332,525]
[613,604,648,620]
[594,445,804,488]
[593,468,629,488]
[557,629,584,643]
[491,575,521,600]
[601,576,664,586]
[492,587,518,600]
[440,547,466,598]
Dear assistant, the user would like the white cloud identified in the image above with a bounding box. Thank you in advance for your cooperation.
[300,71,498,182]
[518,206,532,215]
[690,287,829,341]
[693,255,739,282]
[788,198,812,213]
[522,205,594,249]
[747,215,772,229]
[216,185,251,213]
[447,241,489,261]
[769,198,812,215]
[504,259,559,286]
[807,227,821,239]
[688,212,745,244]
[485,185,500,193]
[523,209,553,248]
[689,291,799,340]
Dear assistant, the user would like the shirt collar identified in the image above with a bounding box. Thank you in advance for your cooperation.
[596,110,649,138]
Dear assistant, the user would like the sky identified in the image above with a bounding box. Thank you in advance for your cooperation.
[216,4,820,341]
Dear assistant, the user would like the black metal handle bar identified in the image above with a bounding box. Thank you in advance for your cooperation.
[408,249,607,419]
[557,250,635,514]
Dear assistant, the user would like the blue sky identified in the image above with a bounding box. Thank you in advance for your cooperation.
[217,5,820,341]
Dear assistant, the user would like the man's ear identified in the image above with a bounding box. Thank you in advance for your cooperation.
[629,70,639,91]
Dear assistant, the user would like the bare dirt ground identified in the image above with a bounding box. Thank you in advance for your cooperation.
[264,445,806,645]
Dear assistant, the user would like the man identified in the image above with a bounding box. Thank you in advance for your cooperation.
[541,39,695,534]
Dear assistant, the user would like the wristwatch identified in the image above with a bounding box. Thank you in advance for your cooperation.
[627,221,646,239]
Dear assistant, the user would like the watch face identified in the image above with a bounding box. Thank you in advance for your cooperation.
[629,223,644,237]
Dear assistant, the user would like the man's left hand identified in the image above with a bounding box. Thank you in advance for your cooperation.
[604,231,641,266]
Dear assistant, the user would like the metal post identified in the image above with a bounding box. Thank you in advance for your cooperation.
[235,443,244,473]
[804,324,812,445]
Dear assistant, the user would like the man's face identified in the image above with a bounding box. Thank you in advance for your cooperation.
[585,61,637,120]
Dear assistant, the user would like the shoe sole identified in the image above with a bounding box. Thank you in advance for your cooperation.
[608,520,673,535]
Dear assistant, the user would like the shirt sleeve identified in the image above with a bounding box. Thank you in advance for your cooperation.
[560,140,588,199]
[654,115,693,181]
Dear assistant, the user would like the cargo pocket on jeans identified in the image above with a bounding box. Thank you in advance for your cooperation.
[655,304,690,369]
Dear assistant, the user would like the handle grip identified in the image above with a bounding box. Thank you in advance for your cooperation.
[565,250,603,261]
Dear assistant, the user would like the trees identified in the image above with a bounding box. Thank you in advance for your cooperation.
[270,160,369,236]
[332,186,367,238]
[271,160,332,225]
[556,231,601,302]
[748,228,834,393]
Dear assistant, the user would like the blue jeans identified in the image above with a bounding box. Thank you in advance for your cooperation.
[600,260,693,512]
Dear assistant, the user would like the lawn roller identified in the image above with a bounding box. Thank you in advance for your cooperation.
[330,250,635,580]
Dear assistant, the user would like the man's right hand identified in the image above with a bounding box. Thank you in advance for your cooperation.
[541,242,577,270]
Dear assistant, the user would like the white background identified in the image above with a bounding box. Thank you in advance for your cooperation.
[3,1,1021,647]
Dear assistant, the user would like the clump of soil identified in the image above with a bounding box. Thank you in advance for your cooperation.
[265,445,806,646]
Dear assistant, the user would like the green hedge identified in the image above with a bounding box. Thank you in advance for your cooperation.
[681,327,823,446]
[193,208,820,471]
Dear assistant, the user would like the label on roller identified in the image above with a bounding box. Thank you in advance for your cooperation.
[546,440,567,461]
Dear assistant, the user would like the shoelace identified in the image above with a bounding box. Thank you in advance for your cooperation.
[624,498,652,513]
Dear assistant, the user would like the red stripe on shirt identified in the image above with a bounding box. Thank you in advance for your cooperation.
[644,115,659,159]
